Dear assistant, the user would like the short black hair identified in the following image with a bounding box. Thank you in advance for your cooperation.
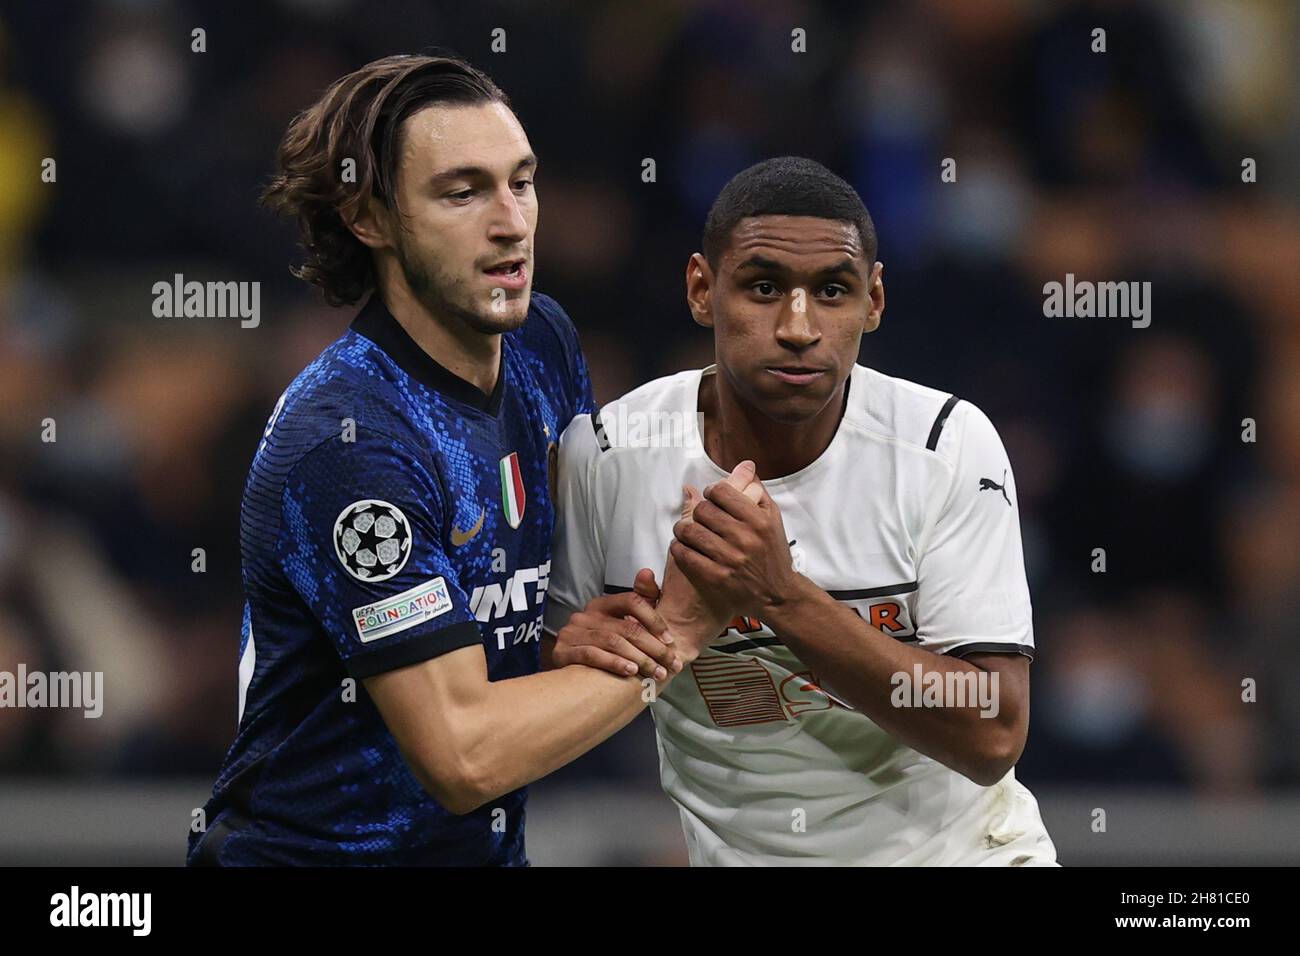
[702,157,877,268]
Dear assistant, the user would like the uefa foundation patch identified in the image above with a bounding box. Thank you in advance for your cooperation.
[352,577,453,643]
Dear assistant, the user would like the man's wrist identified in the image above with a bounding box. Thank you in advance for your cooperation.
[661,620,707,665]
[760,573,821,629]
[658,605,722,665]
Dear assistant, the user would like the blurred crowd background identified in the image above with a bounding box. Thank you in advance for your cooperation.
[0,0,1298,863]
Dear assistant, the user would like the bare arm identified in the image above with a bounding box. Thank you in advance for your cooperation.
[672,478,1029,786]
[366,638,654,815]
[369,577,732,815]
[758,576,1028,785]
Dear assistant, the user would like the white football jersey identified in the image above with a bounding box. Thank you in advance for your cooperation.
[545,364,1058,866]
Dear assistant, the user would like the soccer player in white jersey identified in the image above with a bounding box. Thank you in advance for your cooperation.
[543,157,1058,866]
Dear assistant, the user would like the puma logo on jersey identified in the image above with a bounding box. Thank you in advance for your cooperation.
[450,506,485,546]
[978,469,1011,506]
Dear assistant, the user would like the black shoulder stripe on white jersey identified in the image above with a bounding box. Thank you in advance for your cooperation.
[613,580,921,601]
[925,394,961,451]
[590,410,611,452]
[944,641,1035,661]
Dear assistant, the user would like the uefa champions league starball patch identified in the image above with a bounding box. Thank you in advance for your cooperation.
[333,499,413,582]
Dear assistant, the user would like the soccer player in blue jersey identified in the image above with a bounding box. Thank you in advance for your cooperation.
[187,53,724,866]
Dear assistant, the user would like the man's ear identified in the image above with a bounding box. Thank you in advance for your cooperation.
[346,195,394,251]
[864,260,885,333]
[686,252,715,329]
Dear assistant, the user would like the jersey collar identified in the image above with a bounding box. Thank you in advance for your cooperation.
[350,293,506,416]
[693,364,857,486]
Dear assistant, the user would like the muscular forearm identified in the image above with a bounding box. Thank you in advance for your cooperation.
[762,576,1022,785]
[371,648,677,815]
[471,565,726,811]
[463,663,663,808]
[465,533,738,812]
[490,574,722,805]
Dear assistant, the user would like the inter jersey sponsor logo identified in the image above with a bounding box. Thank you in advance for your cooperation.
[468,561,551,651]
[468,561,550,623]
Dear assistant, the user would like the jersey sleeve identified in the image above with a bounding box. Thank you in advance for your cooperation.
[277,430,482,679]
[912,403,1034,659]
[543,412,609,634]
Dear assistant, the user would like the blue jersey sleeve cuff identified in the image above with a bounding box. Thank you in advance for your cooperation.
[345,620,483,680]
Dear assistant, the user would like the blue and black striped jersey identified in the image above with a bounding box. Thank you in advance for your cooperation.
[187,291,593,866]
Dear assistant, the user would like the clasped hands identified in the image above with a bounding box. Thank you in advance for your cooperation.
[547,460,799,681]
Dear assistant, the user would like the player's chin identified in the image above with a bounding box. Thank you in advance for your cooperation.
[466,289,531,333]
[750,376,838,423]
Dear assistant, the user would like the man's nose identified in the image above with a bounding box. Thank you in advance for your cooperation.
[487,186,529,243]
[775,294,821,349]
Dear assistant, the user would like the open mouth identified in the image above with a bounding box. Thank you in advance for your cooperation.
[484,258,525,275]
[483,258,528,291]
[766,366,827,385]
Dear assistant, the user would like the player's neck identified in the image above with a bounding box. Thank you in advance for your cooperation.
[380,280,502,396]
[700,371,847,480]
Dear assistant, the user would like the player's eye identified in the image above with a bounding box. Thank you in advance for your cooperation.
[446,188,476,203]
[819,284,848,299]
[512,178,534,192]
[752,281,780,297]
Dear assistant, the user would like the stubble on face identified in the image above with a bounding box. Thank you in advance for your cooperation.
[392,220,529,336]
[384,102,537,337]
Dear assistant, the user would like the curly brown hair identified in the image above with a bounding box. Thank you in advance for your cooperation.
[262,53,510,306]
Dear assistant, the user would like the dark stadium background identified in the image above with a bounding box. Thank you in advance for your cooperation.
[1,0,1297,864]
